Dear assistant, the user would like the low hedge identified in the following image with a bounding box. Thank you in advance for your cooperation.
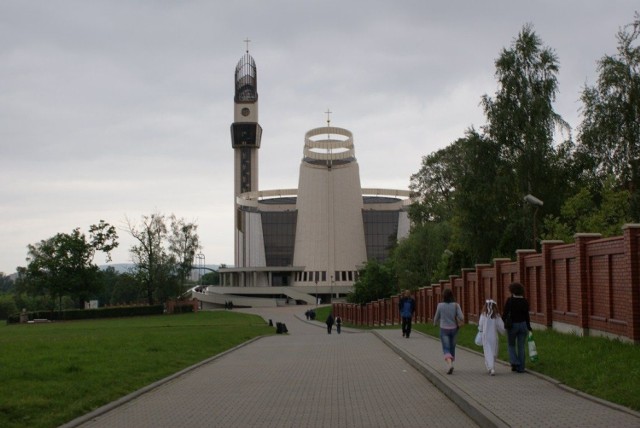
[6,305,165,324]
[172,304,195,314]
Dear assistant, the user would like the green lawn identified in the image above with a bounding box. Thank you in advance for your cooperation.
[0,311,273,428]
[316,306,640,412]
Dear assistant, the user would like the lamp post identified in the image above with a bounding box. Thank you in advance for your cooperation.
[524,194,544,252]
[196,253,205,284]
[443,249,453,276]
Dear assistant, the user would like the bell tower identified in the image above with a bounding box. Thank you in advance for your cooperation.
[231,41,262,267]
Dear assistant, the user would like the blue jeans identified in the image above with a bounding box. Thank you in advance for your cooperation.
[507,321,528,371]
[440,327,458,360]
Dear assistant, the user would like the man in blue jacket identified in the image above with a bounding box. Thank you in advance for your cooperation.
[399,289,416,338]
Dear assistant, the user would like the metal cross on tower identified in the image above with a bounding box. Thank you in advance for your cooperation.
[325,108,332,126]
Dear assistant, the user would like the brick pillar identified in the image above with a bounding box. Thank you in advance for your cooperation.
[574,233,602,331]
[449,275,460,313]
[418,287,429,322]
[622,224,640,342]
[516,249,536,286]
[541,240,565,327]
[515,250,536,280]
[475,264,491,320]
[460,268,474,318]
[493,258,511,307]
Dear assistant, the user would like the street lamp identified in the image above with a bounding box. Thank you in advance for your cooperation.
[443,249,453,276]
[524,194,544,252]
[196,253,205,284]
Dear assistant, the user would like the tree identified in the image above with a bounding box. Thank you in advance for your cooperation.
[391,222,452,288]
[127,213,170,305]
[18,221,118,309]
[127,213,201,305]
[541,177,631,242]
[480,24,570,251]
[110,271,145,305]
[577,13,640,218]
[200,271,220,285]
[409,143,461,224]
[0,273,13,294]
[482,24,568,195]
[449,130,515,262]
[167,215,201,289]
[347,259,397,304]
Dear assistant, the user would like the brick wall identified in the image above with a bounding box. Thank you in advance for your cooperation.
[332,224,640,343]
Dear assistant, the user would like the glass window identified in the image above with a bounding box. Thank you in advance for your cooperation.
[362,211,399,262]
[261,211,297,266]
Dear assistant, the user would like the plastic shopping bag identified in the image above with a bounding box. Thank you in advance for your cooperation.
[474,331,482,346]
[528,332,538,362]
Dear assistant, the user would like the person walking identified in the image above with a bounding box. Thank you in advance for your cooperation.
[335,315,342,334]
[503,282,532,373]
[326,312,335,334]
[433,288,464,374]
[478,299,505,376]
[399,289,416,338]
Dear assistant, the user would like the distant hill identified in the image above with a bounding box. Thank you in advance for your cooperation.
[100,263,135,274]
[100,264,220,277]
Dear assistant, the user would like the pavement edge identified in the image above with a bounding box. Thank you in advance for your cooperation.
[58,336,267,428]
[373,330,509,428]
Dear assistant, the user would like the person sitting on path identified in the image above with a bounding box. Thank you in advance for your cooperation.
[433,288,464,374]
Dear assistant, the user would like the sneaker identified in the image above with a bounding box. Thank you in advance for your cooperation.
[447,367,454,375]
[490,369,495,376]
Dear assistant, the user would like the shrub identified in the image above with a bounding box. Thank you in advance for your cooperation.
[0,294,18,320]
[6,304,165,324]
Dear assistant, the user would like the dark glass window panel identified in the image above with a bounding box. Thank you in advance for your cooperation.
[362,211,400,262]
[261,211,297,266]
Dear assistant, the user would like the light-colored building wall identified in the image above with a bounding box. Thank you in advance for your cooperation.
[246,211,266,268]
[292,126,367,287]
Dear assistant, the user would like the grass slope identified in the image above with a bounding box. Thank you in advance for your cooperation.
[0,311,273,428]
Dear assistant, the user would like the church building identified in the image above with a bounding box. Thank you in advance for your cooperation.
[197,48,411,307]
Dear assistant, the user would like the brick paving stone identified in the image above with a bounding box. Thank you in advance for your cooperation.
[374,328,640,428]
[64,305,640,428]
[67,306,476,428]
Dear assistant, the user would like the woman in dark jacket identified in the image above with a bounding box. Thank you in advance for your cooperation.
[503,282,532,373]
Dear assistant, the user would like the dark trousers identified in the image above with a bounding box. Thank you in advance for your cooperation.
[327,323,333,334]
[402,317,412,336]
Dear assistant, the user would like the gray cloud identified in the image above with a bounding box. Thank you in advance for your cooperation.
[1,0,637,272]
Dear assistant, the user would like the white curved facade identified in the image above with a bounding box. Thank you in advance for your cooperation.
[292,127,367,287]
[217,51,412,302]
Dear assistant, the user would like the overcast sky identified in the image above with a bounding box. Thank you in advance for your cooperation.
[0,1,637,274]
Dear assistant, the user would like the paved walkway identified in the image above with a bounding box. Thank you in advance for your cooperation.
[62,306,640,428]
